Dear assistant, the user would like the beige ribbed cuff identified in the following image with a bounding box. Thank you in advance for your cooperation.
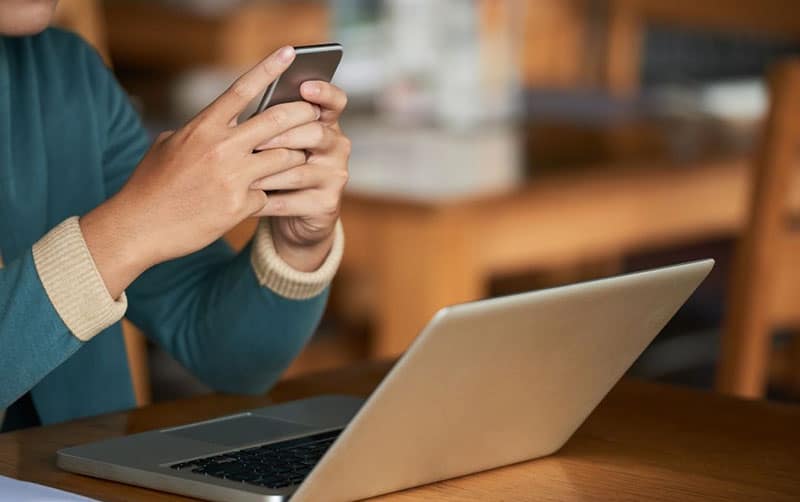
[32,217,128,342]
[251,219,344,300]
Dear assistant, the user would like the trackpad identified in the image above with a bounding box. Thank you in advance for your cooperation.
[165,414,315,447]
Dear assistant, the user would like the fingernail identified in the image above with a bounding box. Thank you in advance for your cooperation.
[313,105,321,119]
[278,46,294,62]
[303,82,320,96]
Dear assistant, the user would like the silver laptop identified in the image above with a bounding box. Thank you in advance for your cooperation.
[58,259,713,502]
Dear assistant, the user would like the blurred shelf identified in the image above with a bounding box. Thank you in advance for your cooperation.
[104,0,330,71]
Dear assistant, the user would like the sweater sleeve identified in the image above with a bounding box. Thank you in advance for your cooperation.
[87,38,344,394]
[0,214,133,408]
[126,236,341,395]
[0,240,85,408]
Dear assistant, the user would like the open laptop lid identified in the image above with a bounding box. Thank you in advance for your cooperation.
[293,259,714,502]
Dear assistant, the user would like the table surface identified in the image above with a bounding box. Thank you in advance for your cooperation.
[1,361,799,501]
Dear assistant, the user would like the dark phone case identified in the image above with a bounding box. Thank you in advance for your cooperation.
[255,43,343,113]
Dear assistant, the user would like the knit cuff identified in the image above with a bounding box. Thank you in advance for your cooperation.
[32,217,128,342]
[250,219,344,300]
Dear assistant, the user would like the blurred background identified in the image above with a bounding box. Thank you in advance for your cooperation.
[54,0,800,406]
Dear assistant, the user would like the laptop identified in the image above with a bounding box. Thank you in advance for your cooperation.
[58,259,713,502]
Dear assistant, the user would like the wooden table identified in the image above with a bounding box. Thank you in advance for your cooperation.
[339,158,760,357]
[1,361,799,501]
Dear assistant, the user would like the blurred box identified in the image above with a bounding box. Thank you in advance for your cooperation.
[343,119,523,200]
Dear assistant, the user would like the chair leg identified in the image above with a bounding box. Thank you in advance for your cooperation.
[717,292,772,399]
[122,320,152,406]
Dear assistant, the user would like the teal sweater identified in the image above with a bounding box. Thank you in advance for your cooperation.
[0,29,329,427]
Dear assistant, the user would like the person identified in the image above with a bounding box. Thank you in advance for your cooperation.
[0,0,351,431]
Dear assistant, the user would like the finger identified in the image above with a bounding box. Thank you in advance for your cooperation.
[236,101,320,149]
[300,81,347,124]
[254,189,340,218]
[242,148,307,182]
[204,46,295,124]
[251,164,325,191]
[254,121,335,152]
[245,190,269,216]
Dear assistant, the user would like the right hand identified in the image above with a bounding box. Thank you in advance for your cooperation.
[81,46,319,297]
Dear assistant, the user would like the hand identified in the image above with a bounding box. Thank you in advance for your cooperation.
[250,81,351,272]
[81,46,320,298]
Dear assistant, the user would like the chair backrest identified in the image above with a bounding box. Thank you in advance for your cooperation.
[716,59,800,398]
[604,0,800,96]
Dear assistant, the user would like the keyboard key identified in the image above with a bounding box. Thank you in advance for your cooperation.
[171,429,342,490]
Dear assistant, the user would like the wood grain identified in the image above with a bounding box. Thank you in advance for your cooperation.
[0,361,799,501]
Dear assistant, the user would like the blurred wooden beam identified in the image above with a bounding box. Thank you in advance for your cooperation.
[519,0,596,88]
[104,1,330,71]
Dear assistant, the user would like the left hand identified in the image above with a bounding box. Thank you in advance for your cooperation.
[251,81,351,272]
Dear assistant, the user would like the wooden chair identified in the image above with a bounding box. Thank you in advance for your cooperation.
[604,0,800,96]
[53,0,152,406]
[716,60,800,399]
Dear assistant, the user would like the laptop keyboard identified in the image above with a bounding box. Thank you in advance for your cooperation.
[169,429,342,490]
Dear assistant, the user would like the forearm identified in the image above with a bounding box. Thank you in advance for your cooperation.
[126,236,337,394]
[184,252,329,394]
[0,243,85,407]
[81,184,343,393]
[80,194,337,300]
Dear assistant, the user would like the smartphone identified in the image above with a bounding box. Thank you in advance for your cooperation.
[254,43,343,114]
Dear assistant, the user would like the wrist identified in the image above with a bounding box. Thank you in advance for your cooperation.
[80,194,154,298]
[268,219,335,272]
